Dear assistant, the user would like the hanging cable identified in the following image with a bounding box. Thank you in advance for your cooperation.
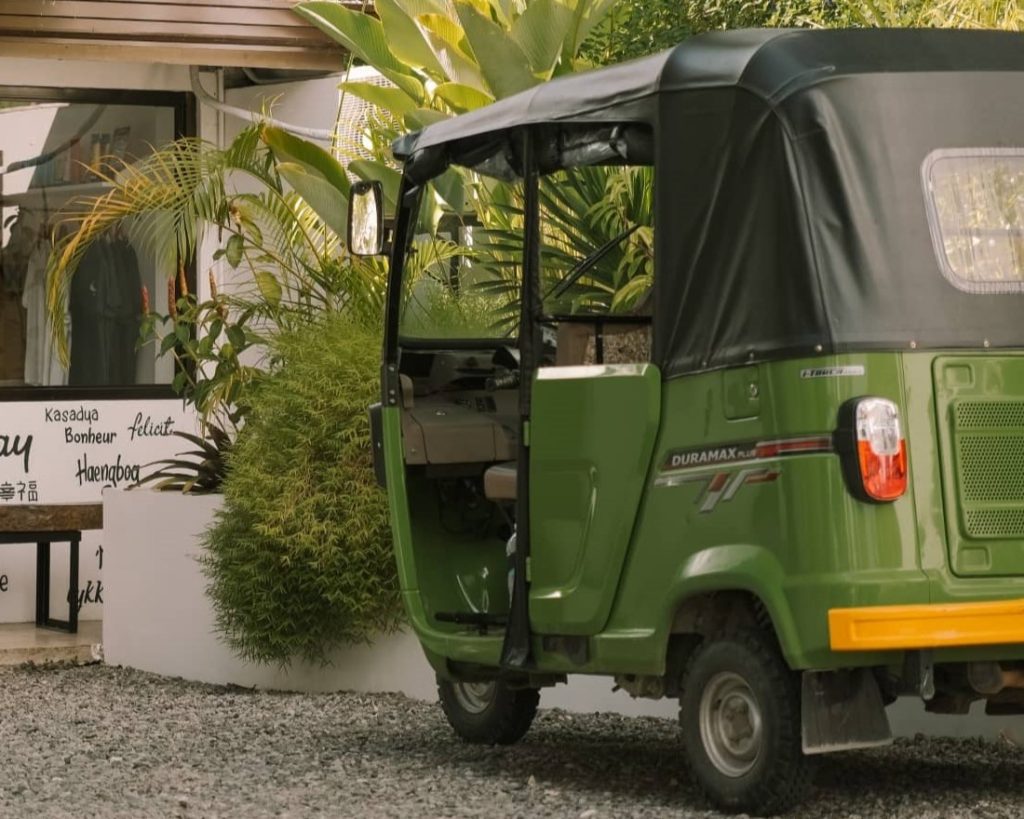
[189,66,335,142]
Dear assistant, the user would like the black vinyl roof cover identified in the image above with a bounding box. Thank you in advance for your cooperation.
[394,29,1024,377]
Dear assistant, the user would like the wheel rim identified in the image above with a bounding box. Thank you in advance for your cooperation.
[698,671,764,778]
[451,681,496,714]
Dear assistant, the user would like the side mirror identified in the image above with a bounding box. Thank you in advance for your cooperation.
[347,180,385,256]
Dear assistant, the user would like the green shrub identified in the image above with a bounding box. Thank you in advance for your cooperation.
[201,313,400,665]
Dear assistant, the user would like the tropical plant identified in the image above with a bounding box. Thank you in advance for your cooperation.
[202,311,401,665]
[295,0,619,205]
[46,124,370,433]
[478,165,654,318]
[136,424,233,494]
[298,0,654,319]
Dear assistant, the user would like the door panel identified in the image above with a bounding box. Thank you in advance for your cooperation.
[529,363,661,634]
[933,355,1024,577]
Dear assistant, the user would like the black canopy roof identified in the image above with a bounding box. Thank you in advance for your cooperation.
[394,29,1024,377]
[394,28,1024,165]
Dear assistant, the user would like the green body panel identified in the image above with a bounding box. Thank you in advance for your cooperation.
[930,355,1024,578]
[529,364,661,634]
[581,353,925,673]
[385,352,1024,679]
[382,407,505,671]
[903,353,1024,616]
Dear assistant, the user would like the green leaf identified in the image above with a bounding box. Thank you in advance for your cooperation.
[434,82,494,113]
[416,14,487,92]
[294,2,426,102]
[565,0,618,62]
[225,234,245,268]
[160,333,178,355]
[260,125,350,198]
[433,171,467,213]
[277,162,349,238]
[226,324,246,350]
[348,160,402,213]
[255,271,282,309]
[340,82,418,118]
[392,0,447,16]
[375,0,447,76]
[511,0,575,77]
[455,1,537,98]
[403,108,450,131]
[487,0,514,27]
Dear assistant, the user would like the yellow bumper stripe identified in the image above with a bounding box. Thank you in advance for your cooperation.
[829,598,1024,651]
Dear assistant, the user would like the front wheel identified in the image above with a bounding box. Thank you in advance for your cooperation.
[679,630,815,815]
[438,678,539,745]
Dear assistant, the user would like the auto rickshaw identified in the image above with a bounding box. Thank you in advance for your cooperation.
[350,28,1024,814]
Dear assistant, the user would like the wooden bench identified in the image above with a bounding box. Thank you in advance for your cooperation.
[0,504,102,634]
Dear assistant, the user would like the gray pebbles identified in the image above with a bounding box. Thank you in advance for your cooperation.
[0,664,1022,818]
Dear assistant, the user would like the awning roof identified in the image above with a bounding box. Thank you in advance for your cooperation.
[0,0,352,70]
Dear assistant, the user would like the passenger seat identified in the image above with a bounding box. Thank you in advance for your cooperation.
[484,461,517,501]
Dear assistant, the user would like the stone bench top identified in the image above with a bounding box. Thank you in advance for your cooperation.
[0,504,103,533]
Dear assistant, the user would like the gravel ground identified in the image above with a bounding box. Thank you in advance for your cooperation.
[0,664,1022,819]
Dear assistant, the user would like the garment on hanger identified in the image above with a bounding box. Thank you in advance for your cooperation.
[22,237,68,387]
[68,235,142,386]
[0,211,35,382]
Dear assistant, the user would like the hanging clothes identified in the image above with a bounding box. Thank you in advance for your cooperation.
[68,235,142,386]
[21,238,68,387]
[0,212,35,382]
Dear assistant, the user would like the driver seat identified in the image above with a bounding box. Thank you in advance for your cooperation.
[484,461,517,501]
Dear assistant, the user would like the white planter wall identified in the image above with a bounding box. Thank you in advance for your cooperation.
[102,488,676,716]
[102,489,1024,739]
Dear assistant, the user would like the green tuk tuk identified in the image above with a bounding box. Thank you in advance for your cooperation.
[351,28,1024,814]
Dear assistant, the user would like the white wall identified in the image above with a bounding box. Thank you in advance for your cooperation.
[224,72,345,140]
[103,488,688,715]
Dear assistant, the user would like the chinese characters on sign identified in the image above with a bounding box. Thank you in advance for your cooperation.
[0,480,38,502]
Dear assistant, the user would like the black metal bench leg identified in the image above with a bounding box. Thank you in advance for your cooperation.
[36,541,50,627]
[68,537,79,634]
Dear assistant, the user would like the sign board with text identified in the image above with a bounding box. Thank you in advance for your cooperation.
[0,400,198,623]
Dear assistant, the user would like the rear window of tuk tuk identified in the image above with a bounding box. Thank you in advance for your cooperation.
[923,148,1024,294]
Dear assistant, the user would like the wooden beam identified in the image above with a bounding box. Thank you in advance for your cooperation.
[0,17,330,45]
[0,0,363,70]
[0,36,347,69]
[0,504,102,533]
[0,2,313,27]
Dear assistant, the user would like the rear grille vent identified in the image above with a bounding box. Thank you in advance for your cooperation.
[954,400,1024,539]
[964,508,1024,538]
[956,436,1024,503]
[956,401,1024,429]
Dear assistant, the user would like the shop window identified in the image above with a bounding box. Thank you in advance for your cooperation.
[0,90,192,393]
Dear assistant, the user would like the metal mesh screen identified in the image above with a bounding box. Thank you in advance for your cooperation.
[954,401,1024,538]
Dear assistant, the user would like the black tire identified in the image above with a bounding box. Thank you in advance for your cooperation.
[437,677,539,745]
[679,629,815,815]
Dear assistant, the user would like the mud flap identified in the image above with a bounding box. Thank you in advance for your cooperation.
[801,668,893,754]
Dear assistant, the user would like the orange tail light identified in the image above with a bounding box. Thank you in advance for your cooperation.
[840,397,908,502]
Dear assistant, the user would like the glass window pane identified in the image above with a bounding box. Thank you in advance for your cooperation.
[924,148,1024,293]
[1,99,179,387]
[398,170,521,341]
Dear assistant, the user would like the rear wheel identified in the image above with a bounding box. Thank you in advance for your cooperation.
[438,678,539,745]
[679,630,814,815]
